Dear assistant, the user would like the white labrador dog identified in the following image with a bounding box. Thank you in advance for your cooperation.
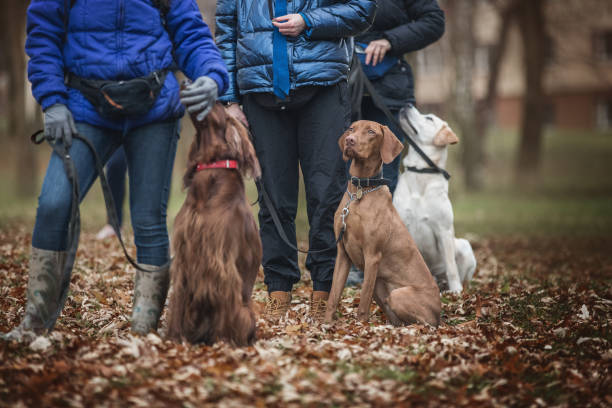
[392,106,476,293]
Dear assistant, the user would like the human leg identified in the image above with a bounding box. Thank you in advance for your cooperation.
[96,146,128,239]
[297,83,350,293]
[2,123,120,340]
[242,95,301,295]
[123,119,179,333]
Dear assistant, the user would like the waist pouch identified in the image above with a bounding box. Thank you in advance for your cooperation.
[251,86,319,111]
[66,70,168,119]
[355,42,399,81]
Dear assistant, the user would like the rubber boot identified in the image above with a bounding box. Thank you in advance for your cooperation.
[1,248,67,342]
[131,264,170,334]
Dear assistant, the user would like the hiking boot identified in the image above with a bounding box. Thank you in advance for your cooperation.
[1,248,67,342]
[131,264,170,334]
[264,291,291,322]
[309,291,329,321]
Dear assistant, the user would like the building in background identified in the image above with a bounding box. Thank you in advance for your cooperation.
[415,0,612,131]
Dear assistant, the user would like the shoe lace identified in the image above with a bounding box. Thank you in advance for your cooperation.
[265,297,282,315]
[310,297,327,316]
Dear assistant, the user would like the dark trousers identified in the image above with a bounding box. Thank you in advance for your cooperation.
[243,83,350,293]
[361,97,404,194]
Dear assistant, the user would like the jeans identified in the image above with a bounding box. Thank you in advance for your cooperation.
[361,97,404,195]
[105,146,127,226]
[32,119,179,266]
[243,83,350,293]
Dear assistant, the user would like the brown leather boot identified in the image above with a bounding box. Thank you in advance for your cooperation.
[264,291,291,322]
[309,291,329,321]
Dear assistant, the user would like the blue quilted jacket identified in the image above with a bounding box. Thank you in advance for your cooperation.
[26,0,229,131]
[216,0,376,103]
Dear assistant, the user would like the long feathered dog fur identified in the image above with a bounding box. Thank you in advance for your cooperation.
[166,103,262,346]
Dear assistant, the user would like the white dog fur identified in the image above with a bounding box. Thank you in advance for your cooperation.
[392,105,476,293]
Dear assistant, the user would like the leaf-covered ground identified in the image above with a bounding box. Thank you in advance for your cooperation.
[0,227,610,407]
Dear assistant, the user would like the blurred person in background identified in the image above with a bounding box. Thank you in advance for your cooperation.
[1,0,228,341]
[95,147,127,240]
[216,0,376,321]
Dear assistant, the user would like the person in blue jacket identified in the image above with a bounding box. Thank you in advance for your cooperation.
[216,0,376,321]
[2,0,229,341]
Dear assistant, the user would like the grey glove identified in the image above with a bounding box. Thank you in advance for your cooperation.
[44,104,77,147]
[180,76,218,121]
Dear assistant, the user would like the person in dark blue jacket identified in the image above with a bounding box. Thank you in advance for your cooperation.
[356,0,445,193]
[216,0,376,321]
[2,0,229,342]
[346,0,445,287]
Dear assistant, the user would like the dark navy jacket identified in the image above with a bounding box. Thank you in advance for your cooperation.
[26,0,229,131]
[357,0,445,108]
[215,0,377,103]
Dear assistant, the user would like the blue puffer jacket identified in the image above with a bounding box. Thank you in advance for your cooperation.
[26,0,229,131]
[216,0,376,103]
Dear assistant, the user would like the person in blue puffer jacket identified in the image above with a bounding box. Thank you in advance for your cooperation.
[216,0,376,322]
[1,0,229,342]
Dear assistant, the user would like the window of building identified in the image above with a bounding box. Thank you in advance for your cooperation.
[595,98,612,130]
[594,30,612,61]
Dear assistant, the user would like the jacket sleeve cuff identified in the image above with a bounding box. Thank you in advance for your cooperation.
[299,13,314,38]
[40,94,68,111]
[206,72,226,96]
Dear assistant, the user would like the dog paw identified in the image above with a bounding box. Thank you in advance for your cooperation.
[446,283,463,294]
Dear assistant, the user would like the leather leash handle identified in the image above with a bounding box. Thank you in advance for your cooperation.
[361,73,451,180]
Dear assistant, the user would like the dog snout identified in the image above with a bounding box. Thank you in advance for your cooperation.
[345,134,356,146]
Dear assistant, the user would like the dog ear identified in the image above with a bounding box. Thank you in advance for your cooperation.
[231,116,261,179]
[380,125,404,164]
[338,128,351,162]
[433,124,459,146]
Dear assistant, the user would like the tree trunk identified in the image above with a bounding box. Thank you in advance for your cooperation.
[515,0,546,185]
[2,0,37,197]
[448,0,479,190]
[474,1,517,187]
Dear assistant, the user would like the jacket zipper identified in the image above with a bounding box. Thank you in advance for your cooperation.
[118,0,125,76]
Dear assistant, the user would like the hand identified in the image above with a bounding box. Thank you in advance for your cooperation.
[180,76,218,121]
[365,38,392,66]
[226,103,249,128]
[272,14,306,37]
[44,104,77,147]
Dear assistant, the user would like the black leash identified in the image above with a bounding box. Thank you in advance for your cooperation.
[31,130,170,274]
[255,178,343,254]
[360,72,451,180]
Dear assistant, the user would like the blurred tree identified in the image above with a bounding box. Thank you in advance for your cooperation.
[446,0,479,190]
[0,0,38,197]
[515,0,546,184]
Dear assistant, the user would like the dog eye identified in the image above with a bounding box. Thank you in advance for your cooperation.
[426,117,434,122]
[367,129,375,134]
[348,127,354,132]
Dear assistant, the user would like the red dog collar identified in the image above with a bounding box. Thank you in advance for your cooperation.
[196,160,239,171]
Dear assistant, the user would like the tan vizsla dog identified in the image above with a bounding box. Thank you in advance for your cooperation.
[324,121,441,326]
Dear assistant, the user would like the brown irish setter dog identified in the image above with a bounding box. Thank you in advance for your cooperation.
[167,103,262,346]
